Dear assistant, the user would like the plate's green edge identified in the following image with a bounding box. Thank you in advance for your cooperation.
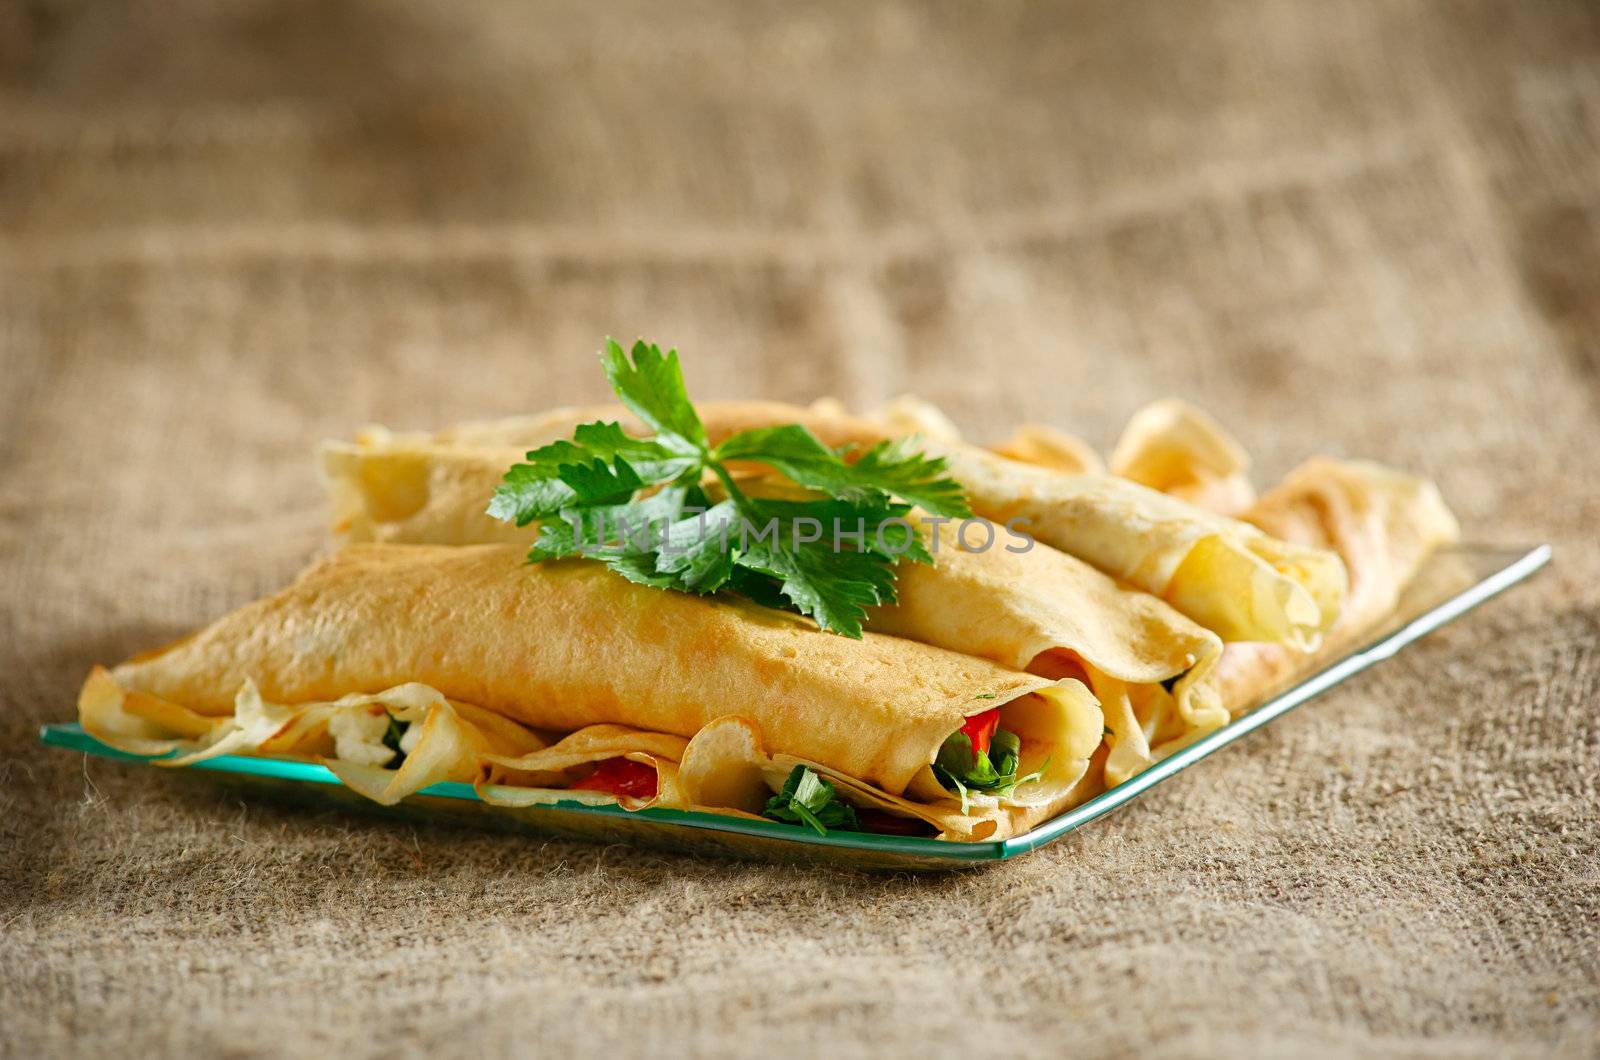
[38,543,1550,864]
[35,723,1006,861]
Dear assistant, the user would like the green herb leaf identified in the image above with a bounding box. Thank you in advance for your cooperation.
[529,485,691,563]
[933,726,1045,808]
[845,436,973,518]
[724,566,792,611]
[936,732,977,778]
[599,551,685,589]
[489,338,970,637]
[557,455,648,505]
[736,535,896,639]
[715,425,868,498]
[716,426,972,518]
[991,729,1021,759]
[487,421,696,526]
[743,496,932,566]
[599,339,707,454]
[488,461,581,527]
[990,729,1021,777]
[762,765,861,836]
[653,499,740,593]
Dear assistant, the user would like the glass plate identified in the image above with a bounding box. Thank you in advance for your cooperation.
[39,544,1549,871]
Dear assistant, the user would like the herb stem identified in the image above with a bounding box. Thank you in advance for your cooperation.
[710,461,753,512]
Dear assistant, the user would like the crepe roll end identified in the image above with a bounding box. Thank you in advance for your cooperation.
[1164,533,1345,647]
[905,679,1104,814]
[678,716,773,814]
[323,697,488,805]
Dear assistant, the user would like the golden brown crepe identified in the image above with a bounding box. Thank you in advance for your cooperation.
[326,399,1346,649]
[319,396,1344,779]
[1099,398,1460,710]
[78,387,1461,843]
[323,440,530,545]
[321,427,1232,785]
[928,442,1345,649]
[1212,457,1461,709]
[867,543,1227,785]
[695,403,1344,650]
[80,544,1104,840]
[728,465,1232,783]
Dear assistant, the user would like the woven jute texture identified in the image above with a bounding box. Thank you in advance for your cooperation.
[2,3,1597,1057]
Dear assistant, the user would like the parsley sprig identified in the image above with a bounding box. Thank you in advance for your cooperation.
[932,729,1048,813]
[762,766,861,836]
[487,339,972,637]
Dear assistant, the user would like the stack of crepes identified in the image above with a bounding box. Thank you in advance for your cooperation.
[78,397,1458,842]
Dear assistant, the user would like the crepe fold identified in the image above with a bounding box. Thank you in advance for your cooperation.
[473,725,693,812]
[320,403,646,544]
[1100,400,1461,709]
[82,662,699,810]
[320,426,1231,784]
[79,668,547,804]
[81,544,1103,839]
[930,443,1345,650]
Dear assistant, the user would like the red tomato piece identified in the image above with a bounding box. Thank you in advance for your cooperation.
[570,757,658,799]
[959,707,1001,756]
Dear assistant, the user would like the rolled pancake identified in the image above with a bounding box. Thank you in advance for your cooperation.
[930,443,1345,649]
[1209,458,1460,710]
[320,438,1230,785]
[321,404,644,545]
[676,714,1075,840]
[325,400,1346,648]
[701,404,1341,652]
[81,544,1103,837]
[869,543,1228,784]
[1098,405,1460,711]
[82,664,698,810]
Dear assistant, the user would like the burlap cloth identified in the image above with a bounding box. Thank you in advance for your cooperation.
[2,2,1597,1056]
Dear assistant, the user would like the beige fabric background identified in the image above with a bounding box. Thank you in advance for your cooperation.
[2,2,1598,1056]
